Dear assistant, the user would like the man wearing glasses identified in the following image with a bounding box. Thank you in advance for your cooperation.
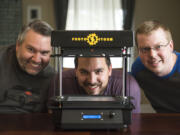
[131,20,179,113]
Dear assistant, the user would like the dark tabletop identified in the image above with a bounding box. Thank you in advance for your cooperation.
[0,113,180,135]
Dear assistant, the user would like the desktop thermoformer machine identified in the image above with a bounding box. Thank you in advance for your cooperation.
[49,30,134,130]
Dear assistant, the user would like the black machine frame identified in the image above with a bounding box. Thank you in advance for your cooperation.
[49,30,134,130]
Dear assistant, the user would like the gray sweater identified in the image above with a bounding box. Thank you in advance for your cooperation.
[0,45,55,113]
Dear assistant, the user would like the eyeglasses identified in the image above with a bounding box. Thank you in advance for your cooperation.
[138,41,170,54]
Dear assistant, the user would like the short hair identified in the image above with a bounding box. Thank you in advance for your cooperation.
[74,56,111,69]
[17,19,53,45]
[135,20,173,46]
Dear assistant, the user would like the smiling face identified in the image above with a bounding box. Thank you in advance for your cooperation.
[75,57,112,95]
[16,29,52,75]
[137,28,177,76]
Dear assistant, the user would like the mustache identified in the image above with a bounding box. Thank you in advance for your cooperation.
[30,59,42,65]
[83,82,101,87]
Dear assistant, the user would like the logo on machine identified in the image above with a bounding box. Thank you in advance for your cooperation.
[72,33,113,46]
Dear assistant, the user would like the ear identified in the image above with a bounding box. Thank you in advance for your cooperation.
[16,41,20,52]
[108,64,112,76]
[49,46,52,54]
[75,68,78,77]
[169,40,174,51]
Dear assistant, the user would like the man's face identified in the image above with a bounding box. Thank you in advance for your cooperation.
[137,28,175,76]
[75,57,112,95]
[16,29,52,75]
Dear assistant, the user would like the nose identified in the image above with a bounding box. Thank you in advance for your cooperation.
[148,48,157,58]
[87,73,97,84]
[31,53,41,63]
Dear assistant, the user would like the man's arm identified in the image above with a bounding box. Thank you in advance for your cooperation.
[127,73,141,113]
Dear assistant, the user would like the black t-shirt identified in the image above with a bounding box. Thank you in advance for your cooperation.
[131,53,180,113]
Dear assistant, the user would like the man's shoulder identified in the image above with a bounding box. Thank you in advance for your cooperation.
[131,56,145,77]
[175,52,180,66]
[0,45,15,56]
[111,69,138,81]
[173,52,180,74]
[62,69,79,95]
[0,45,16,68]
[62,69,76,78]
[111,69,123,77]
[40,65,56,78]
[0,45,15,50]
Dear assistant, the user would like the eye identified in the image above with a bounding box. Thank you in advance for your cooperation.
[144,48,151,51]
[155,45,161,50]
[95,69,103,74]
[140,47,150,53]
[27,47,34,53]
[80,70,88,75]
[41,51,49,56]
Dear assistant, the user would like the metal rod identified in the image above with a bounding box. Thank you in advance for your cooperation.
[122,47,127,97]
[59,47,63,97]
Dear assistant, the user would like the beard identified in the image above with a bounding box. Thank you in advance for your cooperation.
[17,55,43,75]
[82,81,106,95]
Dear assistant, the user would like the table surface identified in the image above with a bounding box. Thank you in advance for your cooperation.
[0,113,180,135]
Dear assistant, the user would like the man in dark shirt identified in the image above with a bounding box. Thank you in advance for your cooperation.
[52,56,141,113]
[0,20,55,113]
[131,20,180,113]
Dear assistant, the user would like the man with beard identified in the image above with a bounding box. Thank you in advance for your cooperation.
[0,20,55,113]
[131,20,180,113]
[54,56,141,113]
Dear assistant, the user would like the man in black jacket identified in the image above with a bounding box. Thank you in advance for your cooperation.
[0,20,55,113]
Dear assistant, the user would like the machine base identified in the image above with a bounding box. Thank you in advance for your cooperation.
[49,96,133,130]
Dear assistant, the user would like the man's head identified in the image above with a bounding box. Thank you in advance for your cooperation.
[135,20,176,76]
[74,56,112,95]
[16,20,53,75]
